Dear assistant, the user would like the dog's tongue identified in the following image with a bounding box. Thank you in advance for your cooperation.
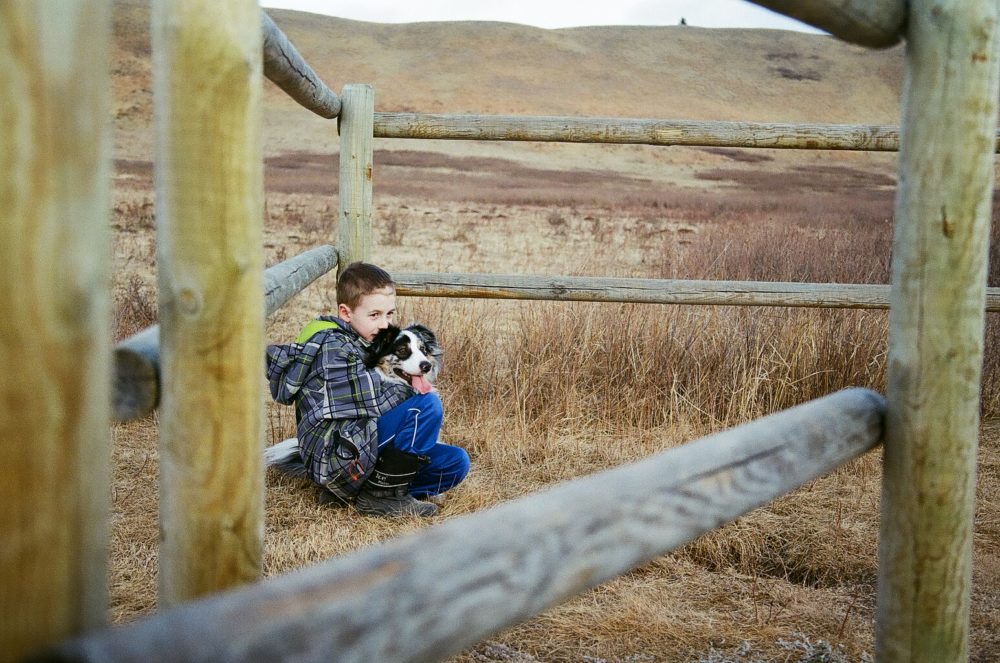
[410,374,433,394]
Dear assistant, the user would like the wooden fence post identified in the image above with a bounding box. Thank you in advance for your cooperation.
[0,1,111,660]
[338,84,375,271]
[878,0,1000,660]
[152,0,265,606]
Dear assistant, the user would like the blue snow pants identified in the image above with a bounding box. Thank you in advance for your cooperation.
[377,392,470,497]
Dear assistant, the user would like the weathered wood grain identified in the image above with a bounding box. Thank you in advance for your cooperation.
[261,11,340,118]
[0,2,111,660]
[152,0,265,606]
[393,271,1000,311]
[374,112,908,151]
[42,389,885,663]
[338,84,375,270]
[113,244,338,421]
[262,245,340,316]
[877,1,1000,661]
[749,0,905,48]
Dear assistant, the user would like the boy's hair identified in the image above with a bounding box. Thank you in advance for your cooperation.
[337,262,395,309]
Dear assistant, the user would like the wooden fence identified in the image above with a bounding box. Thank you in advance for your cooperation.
[2,0,997,661]
[42,388,886,663]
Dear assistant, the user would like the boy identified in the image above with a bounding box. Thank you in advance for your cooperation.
[265,262,469,517]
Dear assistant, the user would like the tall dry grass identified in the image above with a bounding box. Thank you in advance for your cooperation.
[422,300,887,435]
[382,202,896,659]
[385,295,887,661]
[415,183,897,438]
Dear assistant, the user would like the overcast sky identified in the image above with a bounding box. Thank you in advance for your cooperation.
[260,0,824,33]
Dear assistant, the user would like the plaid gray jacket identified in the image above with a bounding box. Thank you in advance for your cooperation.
[266,316,414,498]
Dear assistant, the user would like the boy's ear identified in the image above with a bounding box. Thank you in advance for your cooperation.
[338,302,352,320]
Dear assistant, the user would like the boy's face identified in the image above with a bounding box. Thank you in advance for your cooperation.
[338,287,397,342]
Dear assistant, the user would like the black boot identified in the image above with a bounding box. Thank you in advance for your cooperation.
[356,447,439,517]
[316,488,352,508]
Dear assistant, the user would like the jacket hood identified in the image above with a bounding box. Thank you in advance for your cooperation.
[266,316,356,405]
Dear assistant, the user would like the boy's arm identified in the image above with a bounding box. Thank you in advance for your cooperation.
[320,338,414,420]
[265,342,308,405]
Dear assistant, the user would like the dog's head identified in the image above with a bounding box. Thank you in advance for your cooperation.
[365,323,441,394]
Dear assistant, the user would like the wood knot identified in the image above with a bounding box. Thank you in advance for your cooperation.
[941,207,955,238]
[177,287,202,315]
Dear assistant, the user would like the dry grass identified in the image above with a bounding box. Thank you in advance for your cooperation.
[107,150,1000,662]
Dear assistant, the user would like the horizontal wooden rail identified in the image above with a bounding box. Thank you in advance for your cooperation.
[749,0,906,48]
[393,271,1000,310]
[113,245,338,421]
[261,12,340,118]
[40,388,885,663]
[374,113,909,151]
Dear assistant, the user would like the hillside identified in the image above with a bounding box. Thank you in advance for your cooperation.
[111,0,904,162]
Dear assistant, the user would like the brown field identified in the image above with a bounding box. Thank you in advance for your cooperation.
[111,146,1000,662]
[106,3,1000,661]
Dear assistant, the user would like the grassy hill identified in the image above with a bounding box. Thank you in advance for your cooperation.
[111,0,904,159]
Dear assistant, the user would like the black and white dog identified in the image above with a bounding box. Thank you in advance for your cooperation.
[264,323,442,474]
[364,323,441,395]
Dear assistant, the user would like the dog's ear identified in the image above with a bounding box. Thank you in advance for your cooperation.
[406,323,442,368]
[364,325,400,369]
[405,323,436,346]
